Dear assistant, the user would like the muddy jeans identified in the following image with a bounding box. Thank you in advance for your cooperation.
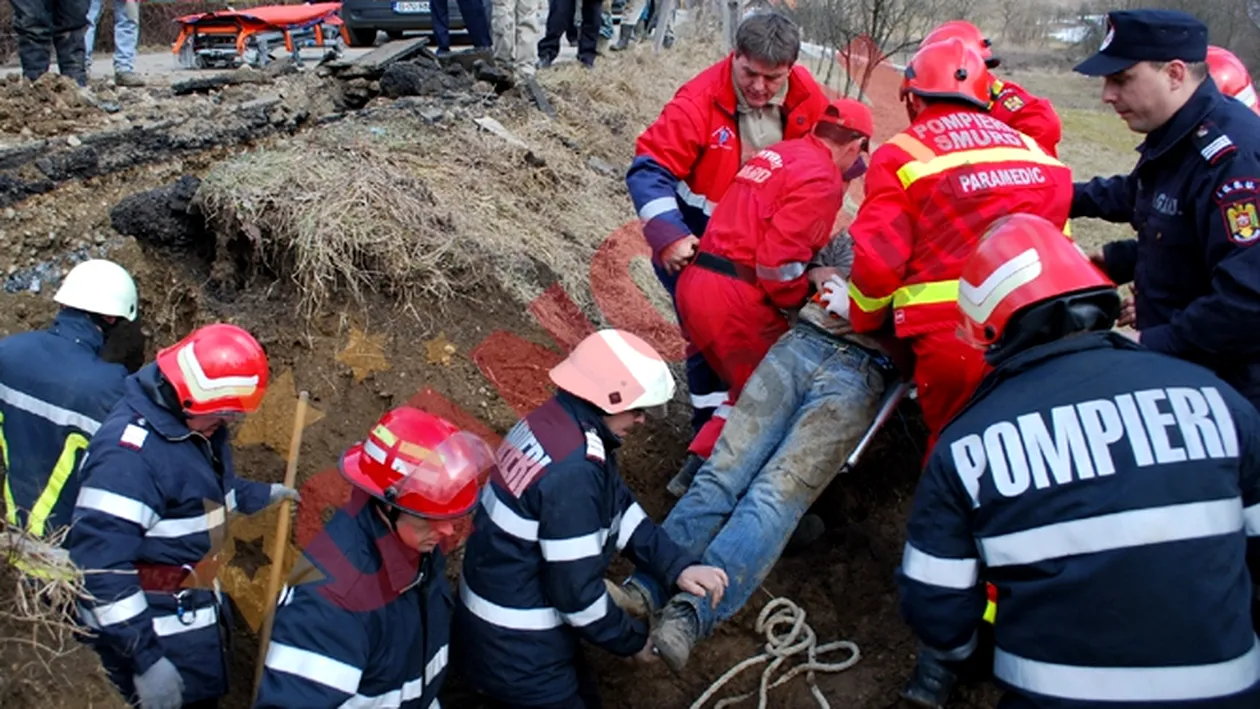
[11,0,90,84]
[629,322,888,636]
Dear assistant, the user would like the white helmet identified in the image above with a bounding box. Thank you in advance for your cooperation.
[54,259,138,322]
[549,329,676,415]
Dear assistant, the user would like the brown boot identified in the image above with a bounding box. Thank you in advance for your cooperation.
[114,71,144,87]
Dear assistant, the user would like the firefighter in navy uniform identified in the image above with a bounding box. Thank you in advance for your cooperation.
[1,259,137,541]
[1071,9,1260,411]
[256,406,494,709]
[454,328,729,709]
[68,324,299,709]
[897,213,1260,709]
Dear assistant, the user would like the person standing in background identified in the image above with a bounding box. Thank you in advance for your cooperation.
[10,0,90,85]
[85,0,144,87]
[432,0,493,55]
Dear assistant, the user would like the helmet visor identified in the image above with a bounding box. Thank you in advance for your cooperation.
[387,431,495,518]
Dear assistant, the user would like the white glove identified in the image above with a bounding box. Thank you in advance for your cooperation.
[268,483,301,505]
[818,275,850,320]
[133,657,184,709]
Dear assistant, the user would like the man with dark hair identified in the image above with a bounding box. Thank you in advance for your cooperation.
[1072,9,1260,412]
[898,212,1260,708]
[625,10,830,487]
[10,0,90,85]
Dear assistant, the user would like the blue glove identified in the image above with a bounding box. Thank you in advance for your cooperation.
[133,657,184,709]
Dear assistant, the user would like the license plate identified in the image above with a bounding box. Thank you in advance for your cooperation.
[393,1,429,12]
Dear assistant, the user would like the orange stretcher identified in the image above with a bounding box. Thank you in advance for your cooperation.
[172,2,349,70]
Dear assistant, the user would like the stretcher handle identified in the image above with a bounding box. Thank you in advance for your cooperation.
[842,380,912,472]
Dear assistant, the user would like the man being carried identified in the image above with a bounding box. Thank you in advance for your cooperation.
[671,98,873,482]
[610,232,906,673]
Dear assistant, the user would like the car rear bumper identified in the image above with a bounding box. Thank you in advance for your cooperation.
[342,2,466,30]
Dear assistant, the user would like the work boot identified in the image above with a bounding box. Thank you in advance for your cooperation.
[785,514,826,552]
[900,652,959,709]
[667,453,703,498]
[604,578,652,618]
[652,600,700,673]
[114,71,144,88]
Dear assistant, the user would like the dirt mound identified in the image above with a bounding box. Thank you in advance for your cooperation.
[0,74,109,138]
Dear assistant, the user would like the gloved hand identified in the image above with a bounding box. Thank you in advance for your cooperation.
[133,657,184,709]
[268,484,301,505]
[818,275,850,320]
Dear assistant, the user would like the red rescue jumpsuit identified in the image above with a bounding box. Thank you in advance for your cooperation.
[988,77,1064,158]
[677,134,848,458]
[847,102,1073,450]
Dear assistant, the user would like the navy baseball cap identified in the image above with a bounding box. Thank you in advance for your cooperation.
[1073,9,1208,76]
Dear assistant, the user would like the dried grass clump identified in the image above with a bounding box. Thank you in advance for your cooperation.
[195,142,475,317]
[193,40,725,319]
[1,523,90,668]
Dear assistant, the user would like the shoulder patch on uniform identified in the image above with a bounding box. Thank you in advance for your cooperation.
[119,423,149,450]
[1192,122,1237,165]
[1001,94,1025,113]
[1224,200,1260,245]
[1213,178,1260,245]
[584,429,606,463]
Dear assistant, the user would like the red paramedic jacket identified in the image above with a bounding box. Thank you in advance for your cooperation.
[626,55,830,259]
[988,77,1063,158]
[695,134,848,309]
[847,102,1074,338]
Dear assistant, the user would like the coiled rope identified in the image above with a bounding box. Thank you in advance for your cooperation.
[690,596,861,709]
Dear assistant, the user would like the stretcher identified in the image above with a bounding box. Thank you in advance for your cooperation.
[172,2,348,70]
[840,380,915,474]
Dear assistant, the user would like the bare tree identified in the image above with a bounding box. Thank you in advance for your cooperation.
[789,0,954,96]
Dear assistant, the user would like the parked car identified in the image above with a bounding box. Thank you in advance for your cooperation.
[341,0,487,47]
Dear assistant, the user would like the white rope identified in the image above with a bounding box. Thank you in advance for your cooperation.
[690,596,861,709]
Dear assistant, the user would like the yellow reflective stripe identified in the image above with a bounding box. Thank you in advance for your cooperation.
[372,424,398,447]
[1062,221,1073,238]
[26,432,89,538]
[892,279,959,308]
[984,598,997,624]
[847,280,893,314]
[886,133,936,163]
[896,144,1065,190]
[398,441,430,460]
[1,412,14,527]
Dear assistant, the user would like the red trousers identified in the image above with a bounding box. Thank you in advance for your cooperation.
[676,266,789,458]
[911,329,992,453]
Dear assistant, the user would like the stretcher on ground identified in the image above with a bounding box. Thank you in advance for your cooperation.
[172,2,348,70]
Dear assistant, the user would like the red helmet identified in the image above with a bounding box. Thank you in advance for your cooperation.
[958,214,1116,350]
[901,38,992,120]
[1206,46,1259,115]
[922,20,998,69]
[156,323,268,417]
[339,406,493,522]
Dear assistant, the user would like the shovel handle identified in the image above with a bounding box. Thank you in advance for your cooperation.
[252,390,310,701]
